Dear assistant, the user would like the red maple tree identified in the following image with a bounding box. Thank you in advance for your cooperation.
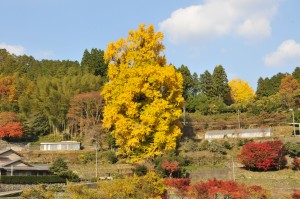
[0,112,23,139]
[161,160,179,178]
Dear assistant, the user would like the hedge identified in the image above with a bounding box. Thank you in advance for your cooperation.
[0,175,66,184]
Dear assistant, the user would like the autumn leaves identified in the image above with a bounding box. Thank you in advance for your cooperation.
[101,24,184,160]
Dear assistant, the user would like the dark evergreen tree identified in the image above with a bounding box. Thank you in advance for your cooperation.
[81,48,108,82]
[191,72,200,96]
[212,65,230,101]
[199,70,215,97]
[177,64,194,100]
[292,67,300,83]
[256,77,268,98]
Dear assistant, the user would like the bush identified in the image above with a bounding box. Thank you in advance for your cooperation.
[101,151,118,164]
[22,184,55,199]
[182,139,199,152]
[292,190,300,199]
[154,151,190,178]
[237,138,253,147]
[285,142,300,157]
[198,140,209,151]
[207,140,227,154]
[223,141,233,150]
[0,176,65,184]
[50,157,80,182]
[164,178,190,197]
[78,152,95,164]
[238,140,287,171]
[59,170,80,182]
[190,179,270,199]
[292,158,300,171]
[49,157,68,174]
[133,164,148,176]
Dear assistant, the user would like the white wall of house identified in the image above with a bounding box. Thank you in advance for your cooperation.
[40,141,80,151]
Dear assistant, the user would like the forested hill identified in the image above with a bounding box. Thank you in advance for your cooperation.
[0,47,300,142]
[0,48,107,141]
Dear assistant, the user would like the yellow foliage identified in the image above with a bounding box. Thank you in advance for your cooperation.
[101,24,184,160]
[229,78,255,104]
[66,172,165,199]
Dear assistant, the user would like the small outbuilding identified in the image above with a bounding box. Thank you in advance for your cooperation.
[205,128,272,140]
[40,141,81,151]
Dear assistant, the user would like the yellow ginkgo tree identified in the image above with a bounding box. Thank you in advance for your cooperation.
[101,24,184,160]
[229,78,255,104]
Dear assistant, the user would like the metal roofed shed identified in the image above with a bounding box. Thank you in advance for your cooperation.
[205,128,272,140]
[40,141,81,151]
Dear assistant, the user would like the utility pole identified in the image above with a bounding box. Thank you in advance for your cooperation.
[237,108,241,129]
[232,156,235,181]
[290,109,296,136]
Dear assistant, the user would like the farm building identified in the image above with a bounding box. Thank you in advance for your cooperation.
[40,141,81,151]
[205,128,272,140]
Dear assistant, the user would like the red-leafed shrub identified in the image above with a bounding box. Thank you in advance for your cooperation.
[238,140,287,171]
[190,179,248,199]
[0,112,23,138]
[161,160,179,178]
[164,178,190,194]
[292,190,300,199]
[189,179,270,199]
[292,158,300,171]
[247,185,270,199]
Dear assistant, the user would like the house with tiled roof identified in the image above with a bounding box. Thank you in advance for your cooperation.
[0,149,50,176]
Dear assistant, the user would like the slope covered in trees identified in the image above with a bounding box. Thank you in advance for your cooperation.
[1,23,300,146]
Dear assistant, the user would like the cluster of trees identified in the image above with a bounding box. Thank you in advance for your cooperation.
[178,63,300,117]
[2,23,300,161]
[0,48,107,141]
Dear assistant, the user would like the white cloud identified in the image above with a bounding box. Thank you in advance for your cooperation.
[264,40,300,67]
[159,0,279,44]
[0,43,26,55]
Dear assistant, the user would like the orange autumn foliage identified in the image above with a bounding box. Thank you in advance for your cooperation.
[0,112,23,138]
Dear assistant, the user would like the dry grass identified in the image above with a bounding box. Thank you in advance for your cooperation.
[69,163,133,179]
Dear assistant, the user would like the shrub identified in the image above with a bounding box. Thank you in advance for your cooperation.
[67,171,166,199]
[164,178,190,197]
[22,184,55,199]
[285,142,300,157]
[50,157,80,182]
[78,152,95,164]
[154,151,190,178]
[198,140,209,151]
[292,158,300,171]
[238,140,287,171]
[223,141,233,150]
[182,139,199,152]
[162,160,179,178]
[207,140,227,154]
[101,151,118,164]
[237,138,253,147]
[190,179,270,199]
[133,164,148,176]
[59,170,80,182]
[292,190,300,199]
[49,157,68,174]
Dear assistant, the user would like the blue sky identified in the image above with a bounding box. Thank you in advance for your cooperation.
[1,0,300,90]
